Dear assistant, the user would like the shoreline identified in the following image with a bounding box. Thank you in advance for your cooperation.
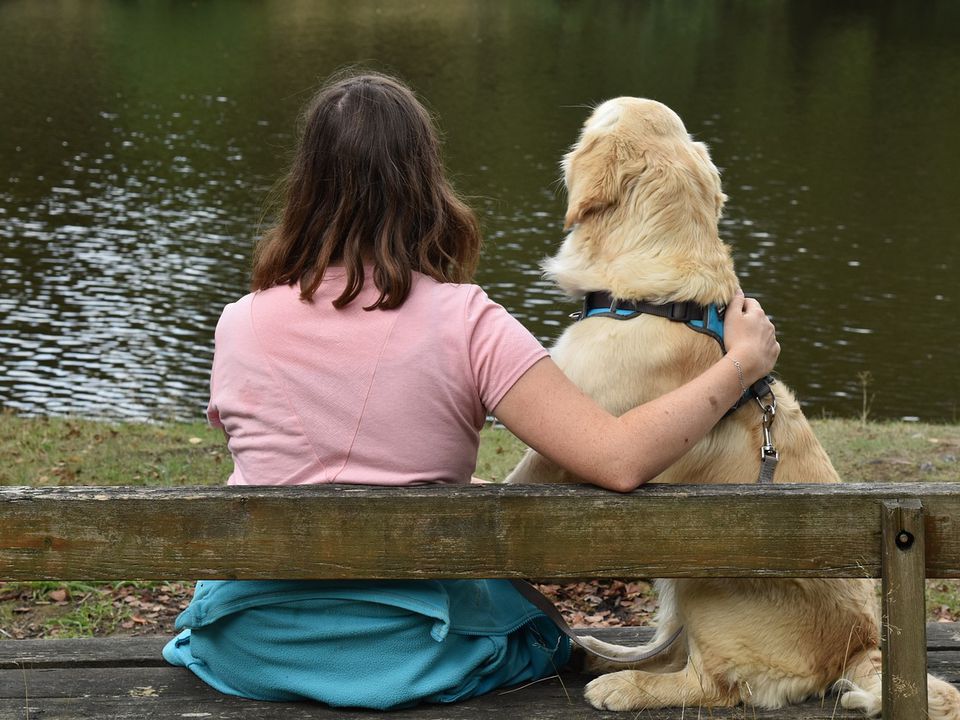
[2,412,957,486]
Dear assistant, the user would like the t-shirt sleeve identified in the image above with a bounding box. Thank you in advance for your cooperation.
[206,399,223,429]
[463,287,549,412]
[205,306,228,430]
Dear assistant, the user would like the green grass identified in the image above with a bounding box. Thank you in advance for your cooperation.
[0,412,528,487]
[0,411,228,486]
[0,582,132,639]
[928,581,960,622]
[474,424,527,482]
[2,411,957,487]
[44,594,133,638]
[0,580,192,639]
[811,418,960,483]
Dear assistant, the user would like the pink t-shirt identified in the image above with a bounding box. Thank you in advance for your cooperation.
[207,268,548,486]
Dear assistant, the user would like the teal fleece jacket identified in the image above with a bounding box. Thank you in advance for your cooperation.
[163,579,570,710]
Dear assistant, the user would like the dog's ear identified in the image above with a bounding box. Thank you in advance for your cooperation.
[562,135,622,230]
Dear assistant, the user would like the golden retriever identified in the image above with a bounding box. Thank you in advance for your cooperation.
[505,97,960,718]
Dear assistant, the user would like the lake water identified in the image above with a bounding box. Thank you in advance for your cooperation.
[1,0,958,422]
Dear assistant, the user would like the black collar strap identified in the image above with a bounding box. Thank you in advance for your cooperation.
[724,374,777,419]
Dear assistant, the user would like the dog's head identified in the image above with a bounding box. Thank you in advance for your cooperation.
[547,98,736,304]
[562,97,726,232]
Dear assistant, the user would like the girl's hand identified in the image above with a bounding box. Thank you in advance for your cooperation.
[723,288,780,383]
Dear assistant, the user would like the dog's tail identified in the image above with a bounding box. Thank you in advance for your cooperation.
[577,619,687,674]
[837,648,960,719]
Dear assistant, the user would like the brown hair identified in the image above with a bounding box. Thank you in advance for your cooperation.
[251,71,482,310]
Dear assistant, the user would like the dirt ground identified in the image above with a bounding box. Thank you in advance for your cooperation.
[0,580,659,640]
[3,578,958,640]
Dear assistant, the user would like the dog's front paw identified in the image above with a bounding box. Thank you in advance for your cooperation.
[584,671,644,711]
[836,682,881,717]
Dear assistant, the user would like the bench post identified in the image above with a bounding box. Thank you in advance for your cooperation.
[880,499,927,719]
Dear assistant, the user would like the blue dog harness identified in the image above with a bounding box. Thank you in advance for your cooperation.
[575,290,777,423]
[577,291,727,349]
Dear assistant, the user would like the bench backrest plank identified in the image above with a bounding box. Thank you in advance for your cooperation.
[2,483,958,581]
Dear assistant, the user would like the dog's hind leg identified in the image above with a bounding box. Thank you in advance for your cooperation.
[927,675,960,720]
[584,661,736,712]
[838,648,960,719]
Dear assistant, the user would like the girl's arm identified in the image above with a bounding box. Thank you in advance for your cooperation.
[492,290,779,493]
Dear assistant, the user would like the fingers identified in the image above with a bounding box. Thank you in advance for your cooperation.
[727,287,745,314]
[741,296,763,315]
[722,292,780,381]
[731,292,767,322]
[728,289,767,319]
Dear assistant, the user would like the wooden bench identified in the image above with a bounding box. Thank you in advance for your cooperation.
[2,482,959,719]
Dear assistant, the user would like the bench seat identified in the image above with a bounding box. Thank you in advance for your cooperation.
[3,624,959,719]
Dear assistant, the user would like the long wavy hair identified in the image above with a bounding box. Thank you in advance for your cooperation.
[252,71,482,310]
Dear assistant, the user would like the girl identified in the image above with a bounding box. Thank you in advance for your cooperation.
[164,71,779,710]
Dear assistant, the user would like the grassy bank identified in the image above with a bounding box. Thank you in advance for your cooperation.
[1,412,958,638]
[2,412,958,487]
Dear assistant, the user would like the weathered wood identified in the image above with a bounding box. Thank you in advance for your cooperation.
[4,630,958,719]
[0,637,171,670]
[928,652,960,683]
[7,638,956,719]
[6,625,960,670]
[3,483,960,581]
[928,623,960,650]
[881,500,928,719]
[0,692,879,720]
[0,666,894,719]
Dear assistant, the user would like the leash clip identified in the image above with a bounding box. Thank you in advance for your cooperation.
[757,396,779,484]
[758,396,778,460]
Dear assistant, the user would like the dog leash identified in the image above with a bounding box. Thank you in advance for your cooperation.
[509,579,684,663]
